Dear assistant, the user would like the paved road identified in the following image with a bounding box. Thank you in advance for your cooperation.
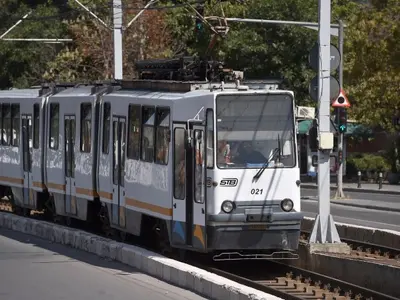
[0,228,207,300]
[300,180,400,194]
[301,187,400,203]
[301,193,400,232]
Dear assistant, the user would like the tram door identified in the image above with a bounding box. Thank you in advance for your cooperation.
[64,115,76,215]
[188,123,207,250]
[111,116,126,228]
[22,115,33,207]
[171,122,207,249]
[171,123,187,246]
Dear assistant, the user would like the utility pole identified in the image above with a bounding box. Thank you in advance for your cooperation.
[113,0,123,80]
[335,20,345,199]
[308,0,348,252]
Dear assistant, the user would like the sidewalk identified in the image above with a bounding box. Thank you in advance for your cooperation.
[301,182,400,195]
[301,196,400,213]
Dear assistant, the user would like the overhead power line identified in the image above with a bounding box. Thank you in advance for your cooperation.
[2,1,200,25]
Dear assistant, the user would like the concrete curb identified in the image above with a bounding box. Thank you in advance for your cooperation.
[301,184,400,195]
[0,212,282,300]
[301,197,400,213]
[302,217,400,249]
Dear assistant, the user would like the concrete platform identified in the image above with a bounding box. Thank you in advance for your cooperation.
[302,216,400,249]
[287,242,400,298]
[308,242,351,255]
[0,212,282,300]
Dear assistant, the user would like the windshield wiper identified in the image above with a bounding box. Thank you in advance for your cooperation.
[252,135,282,182]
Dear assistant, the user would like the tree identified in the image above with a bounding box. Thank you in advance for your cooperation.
[165,0,360,105]
[0,0,69,88]
[344,0,400,131]
[44,0,172,82]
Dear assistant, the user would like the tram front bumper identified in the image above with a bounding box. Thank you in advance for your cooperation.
[207,211,304,251]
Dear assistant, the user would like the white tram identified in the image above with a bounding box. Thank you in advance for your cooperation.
[0,57,303,260]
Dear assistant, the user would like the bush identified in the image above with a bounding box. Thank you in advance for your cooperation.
[348,153,389,172]
[347,153,390,180]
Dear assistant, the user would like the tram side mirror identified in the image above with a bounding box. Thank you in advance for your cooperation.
[282,140,292,156]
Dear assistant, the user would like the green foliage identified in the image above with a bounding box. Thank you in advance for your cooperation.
[45,0,172,82]
[2,0,397,125]
[344,0,400,131]
[347,153,390,172]
[165,0,359,105]
[0,0,68,88]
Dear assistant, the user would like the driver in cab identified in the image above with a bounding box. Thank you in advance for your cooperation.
[233,141,266,164]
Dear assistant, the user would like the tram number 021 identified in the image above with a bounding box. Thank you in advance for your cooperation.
[250,188,263,195]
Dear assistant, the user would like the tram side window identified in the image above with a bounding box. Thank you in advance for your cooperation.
[2,104,11,146]
[49,103,59,150]
[33,104,40,149]
[174,128,186,200]
[155,107,170,165]
[80,103,92,153]
[102,102,110,154]
[127,104,141,160]
[11,104,20,147]
[206,109,214,168]
[141,106,155,162]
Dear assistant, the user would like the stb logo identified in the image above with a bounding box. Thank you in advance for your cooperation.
[220,178,238,187]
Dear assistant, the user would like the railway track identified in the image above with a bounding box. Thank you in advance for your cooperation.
[0,199,399,300]
[207,260,399,300]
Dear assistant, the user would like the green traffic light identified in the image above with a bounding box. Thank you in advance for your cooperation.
[196,23,203,30]
[339,124,347,133]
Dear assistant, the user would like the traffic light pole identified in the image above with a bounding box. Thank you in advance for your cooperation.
[307,0,349,254]
[335,20,346,199]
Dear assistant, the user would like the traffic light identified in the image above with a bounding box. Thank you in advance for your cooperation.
[338,149,343,163]
[195,6,204,32]
[309,120,318,151]
[337,108,347,133]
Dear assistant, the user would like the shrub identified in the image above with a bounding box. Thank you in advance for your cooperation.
[347,153,390,180]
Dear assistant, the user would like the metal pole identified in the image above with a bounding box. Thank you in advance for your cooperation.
[308,0,342,245]
[113,0,123,80]
[335,20,345,199]
[223,17,340,28]
[222,17,341,37]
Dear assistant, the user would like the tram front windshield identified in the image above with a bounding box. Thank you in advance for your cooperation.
[216,93,295,169]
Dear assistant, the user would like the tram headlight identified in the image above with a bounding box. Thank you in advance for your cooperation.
[221,200,235,213]
[281,199,294,212]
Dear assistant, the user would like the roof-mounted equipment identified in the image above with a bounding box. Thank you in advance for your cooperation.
[134,56,241,83]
